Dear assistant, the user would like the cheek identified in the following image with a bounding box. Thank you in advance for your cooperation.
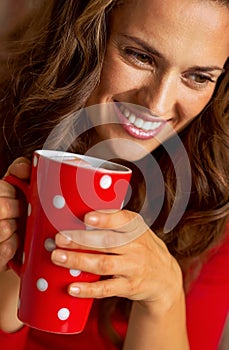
[181,89,215,122]
[88,68,119,101]
[97,50,142,96]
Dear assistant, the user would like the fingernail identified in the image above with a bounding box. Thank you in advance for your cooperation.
[69,285,80,295]
[84,212,99,225]
[52,250,67,263]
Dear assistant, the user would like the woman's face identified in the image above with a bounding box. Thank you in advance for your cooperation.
[86,0,229,160]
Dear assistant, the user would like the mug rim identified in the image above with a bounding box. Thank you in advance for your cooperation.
[35,150,132,174]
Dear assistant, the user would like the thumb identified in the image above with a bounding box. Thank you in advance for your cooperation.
[5,157,31,180]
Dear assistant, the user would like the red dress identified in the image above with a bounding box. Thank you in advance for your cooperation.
[1,226,229,350]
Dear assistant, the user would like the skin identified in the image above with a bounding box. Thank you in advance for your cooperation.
[87,0,229,160]
[0,0,228,348]
[0,160,30,331]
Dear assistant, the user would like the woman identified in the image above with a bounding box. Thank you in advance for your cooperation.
[0,0,228,349]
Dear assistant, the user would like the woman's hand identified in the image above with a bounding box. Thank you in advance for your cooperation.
[52,209,183,315]
[0,158,30,272]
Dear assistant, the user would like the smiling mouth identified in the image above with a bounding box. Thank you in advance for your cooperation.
[114,102,167,140]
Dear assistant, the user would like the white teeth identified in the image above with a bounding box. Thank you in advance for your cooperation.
[119,104,125,112]
[129,113,136,124]
[123,109,130,118]
[153,122,161,128]
[142,121,153,131]
[135,118,144,128]
[119,104,162,131]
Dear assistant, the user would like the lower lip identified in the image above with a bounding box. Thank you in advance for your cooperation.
[114,103,166,140]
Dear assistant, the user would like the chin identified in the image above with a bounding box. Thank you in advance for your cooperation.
[86,136,159,163]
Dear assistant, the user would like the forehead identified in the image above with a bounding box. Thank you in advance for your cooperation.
[112,0,229,25]
[111,0,229,66]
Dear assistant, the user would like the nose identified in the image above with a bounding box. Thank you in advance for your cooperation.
[137,72,179,118]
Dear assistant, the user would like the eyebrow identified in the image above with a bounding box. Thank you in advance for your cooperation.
[118,33,225,73]
[119,33,163,58]
[188,66,225,73]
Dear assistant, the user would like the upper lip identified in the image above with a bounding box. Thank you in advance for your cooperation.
[116,101,167,124]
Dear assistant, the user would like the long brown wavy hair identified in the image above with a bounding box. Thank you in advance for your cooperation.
[0,0,228,346]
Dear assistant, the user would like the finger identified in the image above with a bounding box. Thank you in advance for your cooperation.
[57,226,139,249]
[84,209,135,231]
[51,248,125,276]
[5,157,31,179]
[0,233,18,272]
[68,277,128,299]
[61,210,148,248]
[0,219,17,242]
[55,232,121,251]
[85,209,148,234]
[0,179,17,198]
[0,198,22,220]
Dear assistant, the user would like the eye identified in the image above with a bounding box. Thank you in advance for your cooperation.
[123,48,154,66]
[182,72,216,89]
[190,73,215,84]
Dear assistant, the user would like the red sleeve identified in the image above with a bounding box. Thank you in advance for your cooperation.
[186,226,229,350]
[0,326,29,350]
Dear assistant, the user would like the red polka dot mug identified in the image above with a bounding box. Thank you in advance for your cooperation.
[4,150,132,334]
